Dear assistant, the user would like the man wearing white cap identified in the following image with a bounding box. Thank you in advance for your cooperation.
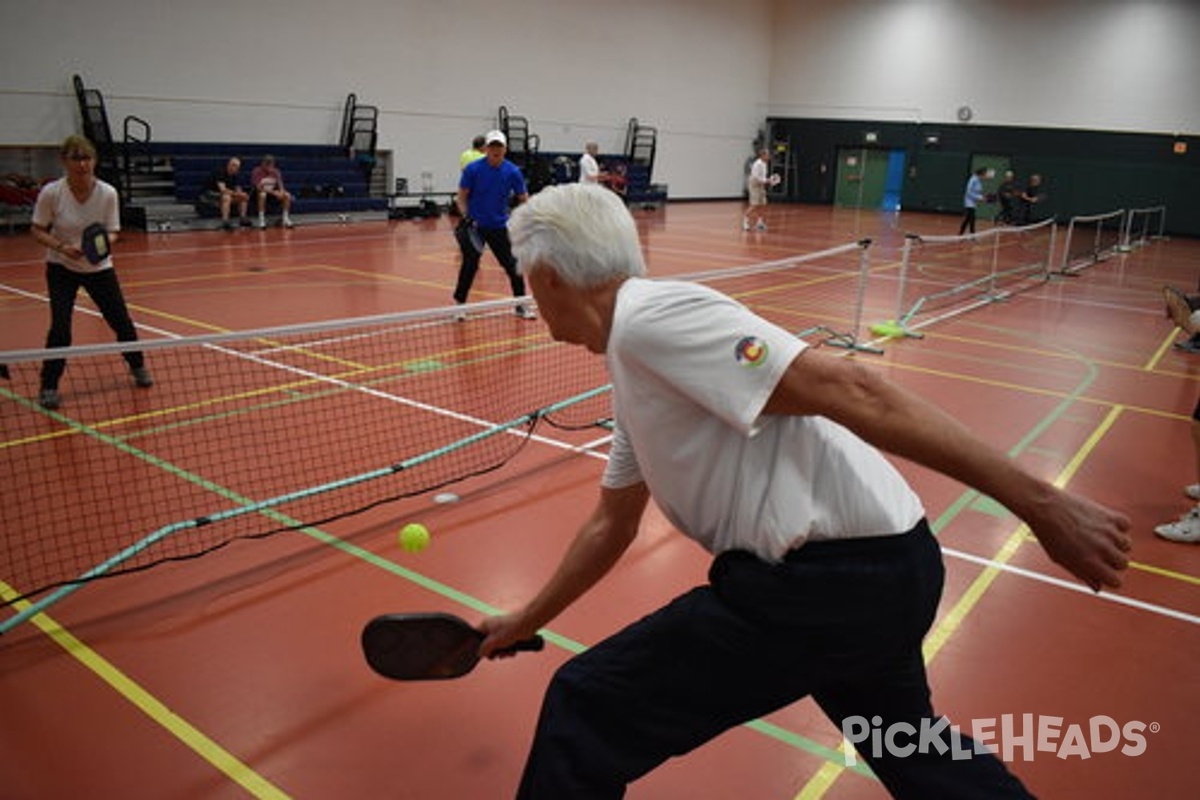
[453,129,536,319]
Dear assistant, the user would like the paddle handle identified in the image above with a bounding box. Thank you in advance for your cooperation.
[494,635,545,656]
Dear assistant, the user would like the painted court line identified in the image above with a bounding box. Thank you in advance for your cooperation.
[0,581,289,799]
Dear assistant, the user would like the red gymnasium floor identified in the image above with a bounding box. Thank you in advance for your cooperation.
[0,202,1197,799]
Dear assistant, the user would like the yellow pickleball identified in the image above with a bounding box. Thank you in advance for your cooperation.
[399,523,431,553]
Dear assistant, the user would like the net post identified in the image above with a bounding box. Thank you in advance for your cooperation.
[820,238,883,354]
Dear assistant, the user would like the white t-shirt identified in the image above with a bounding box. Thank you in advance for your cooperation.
[748,157,770,190]
[32,177,120,273]
[578,152,600,184]
[602,278,925,561]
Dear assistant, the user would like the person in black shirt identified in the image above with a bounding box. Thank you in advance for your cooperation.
[1015,174,1043,225]
[201,157,251,230]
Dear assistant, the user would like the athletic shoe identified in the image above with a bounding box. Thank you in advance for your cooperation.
[1187,484,1200,501]
[1173,337,1200,353]
[742,219,751,232]
[255,216,267,229]
[132,367,154,388]
[283,216,295,229]
[515,305,538,320]
[38,388,60,409]
[756,220,767,232]
[1154,507,1200,543]
[222,220,234,231]
[453,305,467,323]
[239,217,253,228]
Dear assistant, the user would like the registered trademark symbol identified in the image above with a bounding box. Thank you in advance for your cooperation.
[1149,722,1160,734]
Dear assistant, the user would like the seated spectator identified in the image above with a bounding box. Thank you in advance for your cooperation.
[200,158,251,230]
[1164,284,1200,354]
[251,155,294,229]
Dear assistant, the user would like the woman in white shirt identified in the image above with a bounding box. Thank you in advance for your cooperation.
[29,135,152,409]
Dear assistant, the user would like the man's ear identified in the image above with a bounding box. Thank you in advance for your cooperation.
[529,264,561,290]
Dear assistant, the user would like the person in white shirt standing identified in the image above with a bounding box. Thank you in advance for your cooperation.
[577,141,606,186]
[481,183,1132,800]
[744,147,776,232]
[29,135,152,410]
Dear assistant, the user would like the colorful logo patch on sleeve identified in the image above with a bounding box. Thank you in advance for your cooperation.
[733,335,769,367]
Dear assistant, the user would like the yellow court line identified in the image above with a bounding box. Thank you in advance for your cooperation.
[1130,560,1200,586]
[318,263,455,294]
[123,264,318,291]
[885,358,1190,423]
[126,302,372,372]
[794,761,849,800]
[792,406,1124,800]
[127,303,236,335]
[1143,327,1189,372]
[1,583,289,799]
[922,327,1192,377]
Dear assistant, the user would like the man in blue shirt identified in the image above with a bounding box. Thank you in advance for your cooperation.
[454,129,536,319]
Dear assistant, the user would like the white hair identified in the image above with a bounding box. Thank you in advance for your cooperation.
[510,184,646,288]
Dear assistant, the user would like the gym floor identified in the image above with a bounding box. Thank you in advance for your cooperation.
[0,202,1196,799]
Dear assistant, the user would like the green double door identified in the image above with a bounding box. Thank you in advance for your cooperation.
[834,148,905,211]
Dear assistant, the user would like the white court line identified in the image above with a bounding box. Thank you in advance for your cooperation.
[942,545,1200,626]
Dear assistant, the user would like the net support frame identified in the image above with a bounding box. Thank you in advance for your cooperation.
[1058,208,1126,275]
[884,217,1057,339]
[1118,204,1167,252]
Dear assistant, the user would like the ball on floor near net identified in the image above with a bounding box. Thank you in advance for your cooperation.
[869,320,906,338]
[399,523,431,553]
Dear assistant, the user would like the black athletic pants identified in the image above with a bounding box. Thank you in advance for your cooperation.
[452,226,526,305]
[515,521,1035,799]
[959,207,978,235]
[40,261,144,390]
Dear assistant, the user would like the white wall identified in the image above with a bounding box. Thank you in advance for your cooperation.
[768,0,1200,135]
[2,1,1196,197]
[0,0,773,198]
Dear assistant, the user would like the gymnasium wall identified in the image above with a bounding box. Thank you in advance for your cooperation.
[1,1,1196,206]
[768,1,1200,135]
[0,0,773,199]
[764,2,1200,236]
[768,117,1200,237]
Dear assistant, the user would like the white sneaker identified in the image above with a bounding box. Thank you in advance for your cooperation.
[255,216,267,229]
[515,305,537,320]
[1186,484,1200,501]
[742,219,751,232]
[1154,507,1200,543]
[283,216,295,229]
[755,220,767,232]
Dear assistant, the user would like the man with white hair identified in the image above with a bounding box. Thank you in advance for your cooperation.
[481,183,1132,799]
